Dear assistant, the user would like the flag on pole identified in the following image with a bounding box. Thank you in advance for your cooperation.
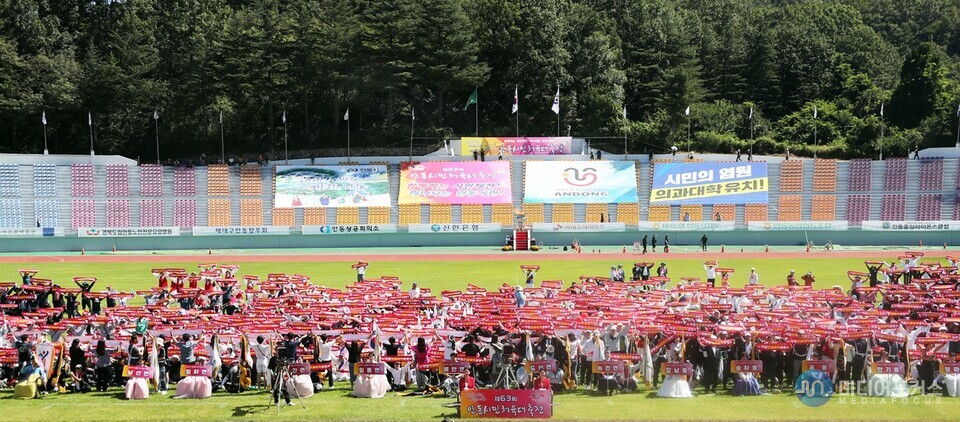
[218,111,222,124]
[463,88,478,111]
[684,105,690,116]
[551,87,560,115]
[813,105,818,119]
[411,107,415,121]
[282,110,286,124]
[42,111,47,125]
[956,103,959,117]
[88,111,92,126]
[343,108,350,121]
[153,109,159,120]
[511,86,519,114]
[880,103,884,117]
[749,106,753,120]
[623,106,627,120]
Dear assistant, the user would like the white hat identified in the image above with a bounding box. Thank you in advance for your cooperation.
[751,267,756,271]
[790,269,795,273]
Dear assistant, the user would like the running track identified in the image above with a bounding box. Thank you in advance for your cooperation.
[0,249,933,264]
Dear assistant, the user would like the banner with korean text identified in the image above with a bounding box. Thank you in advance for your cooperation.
[407,223,502,233]
[192,226,290,236]
[637,221,735,231]
[524,161,638,203]
[747,221,848,231]
[862,221,960,231]
[302,224,397,235]
[398,162,512,205]
[651,162,768,205]
[461,137,571,156]
[79,227,180,237]
[274,165,390,208]
[460,389,552,419]
[531,223,625,232]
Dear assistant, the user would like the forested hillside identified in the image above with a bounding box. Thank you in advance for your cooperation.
[1,0,959,160]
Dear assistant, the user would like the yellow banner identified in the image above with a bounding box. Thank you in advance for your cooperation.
[650,177,768,204]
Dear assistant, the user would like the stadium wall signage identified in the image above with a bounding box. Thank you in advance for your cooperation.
[747,221,848,231]
[0,227,63,237]
[636,221,735,231]
[460,136,571,156]
[78,227,180,237]
[274,165,390,208]
[524,161,638,204]
[301,224,398,235]
[861,220,960,231]
[531,222,625,232]
[650,162,768,205]
[192,226,291,236]
[407,223,502,233]
[398,161,512,205]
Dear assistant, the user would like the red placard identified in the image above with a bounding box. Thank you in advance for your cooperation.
[441,361,471,375]
[662,362,693,376]
[802,360,836,373]
[460,389,552,419]
[127,366,154,379]
[592,360,625,374]
[730,360,763,374]
[182,365,212,377]
[525,359,557,373]
[873,362,904,375]
[288,363,311,376]
[940,362,960,375]
[357,362,385,375]
[309,362,332,372]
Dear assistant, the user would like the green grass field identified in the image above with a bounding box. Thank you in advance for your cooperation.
[2,254,958,421]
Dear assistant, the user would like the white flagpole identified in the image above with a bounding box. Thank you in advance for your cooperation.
[154,109,160,164]
[42,111,48,155]
[812,104,818,159]
[623,106,628,160]
[282,110,288,164]
[879,103,885,161]
[219,111,225,164]
[88,111,94,156]
[409,108,415,162]
[956,104,960,148]
[475,87,479,136]
[346,108,351,164]
[749,106,754,156]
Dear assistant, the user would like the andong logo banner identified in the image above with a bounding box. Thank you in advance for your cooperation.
[524,161,638,203]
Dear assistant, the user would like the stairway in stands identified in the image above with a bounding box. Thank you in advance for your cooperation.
[514,229,529,251]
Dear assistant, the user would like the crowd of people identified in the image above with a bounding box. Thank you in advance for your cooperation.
[2,253,960,403]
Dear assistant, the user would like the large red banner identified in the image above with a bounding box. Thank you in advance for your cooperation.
[460,389,552,419]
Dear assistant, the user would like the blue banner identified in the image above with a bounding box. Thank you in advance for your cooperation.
[651,162,768,205]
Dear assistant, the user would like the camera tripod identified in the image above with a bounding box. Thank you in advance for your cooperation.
[267,362,307,414]
[494,361,519,389]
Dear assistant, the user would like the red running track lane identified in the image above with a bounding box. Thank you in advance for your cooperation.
[0,249,931,264]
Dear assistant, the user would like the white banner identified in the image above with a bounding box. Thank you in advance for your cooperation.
[637,221,735,231]
[0,227,63,237]
[407,223,502,233]
[192,226,291,236]
[531,222,626,232]
[747,221,848,231]
[302,224,398,235]
[523,161,638,203]
[861,221,960,231]
[78,227,180,237]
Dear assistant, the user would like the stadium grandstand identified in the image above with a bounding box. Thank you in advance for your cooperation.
[1,137,959,252]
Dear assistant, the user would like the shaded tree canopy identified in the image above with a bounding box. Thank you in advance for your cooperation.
[0,0,959,160]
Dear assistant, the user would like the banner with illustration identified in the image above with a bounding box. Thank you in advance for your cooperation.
[274,165,390,208]
[461,137,572,156]
[650,162,768,205]
[524,161,638,204]
[398,161,512,205]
